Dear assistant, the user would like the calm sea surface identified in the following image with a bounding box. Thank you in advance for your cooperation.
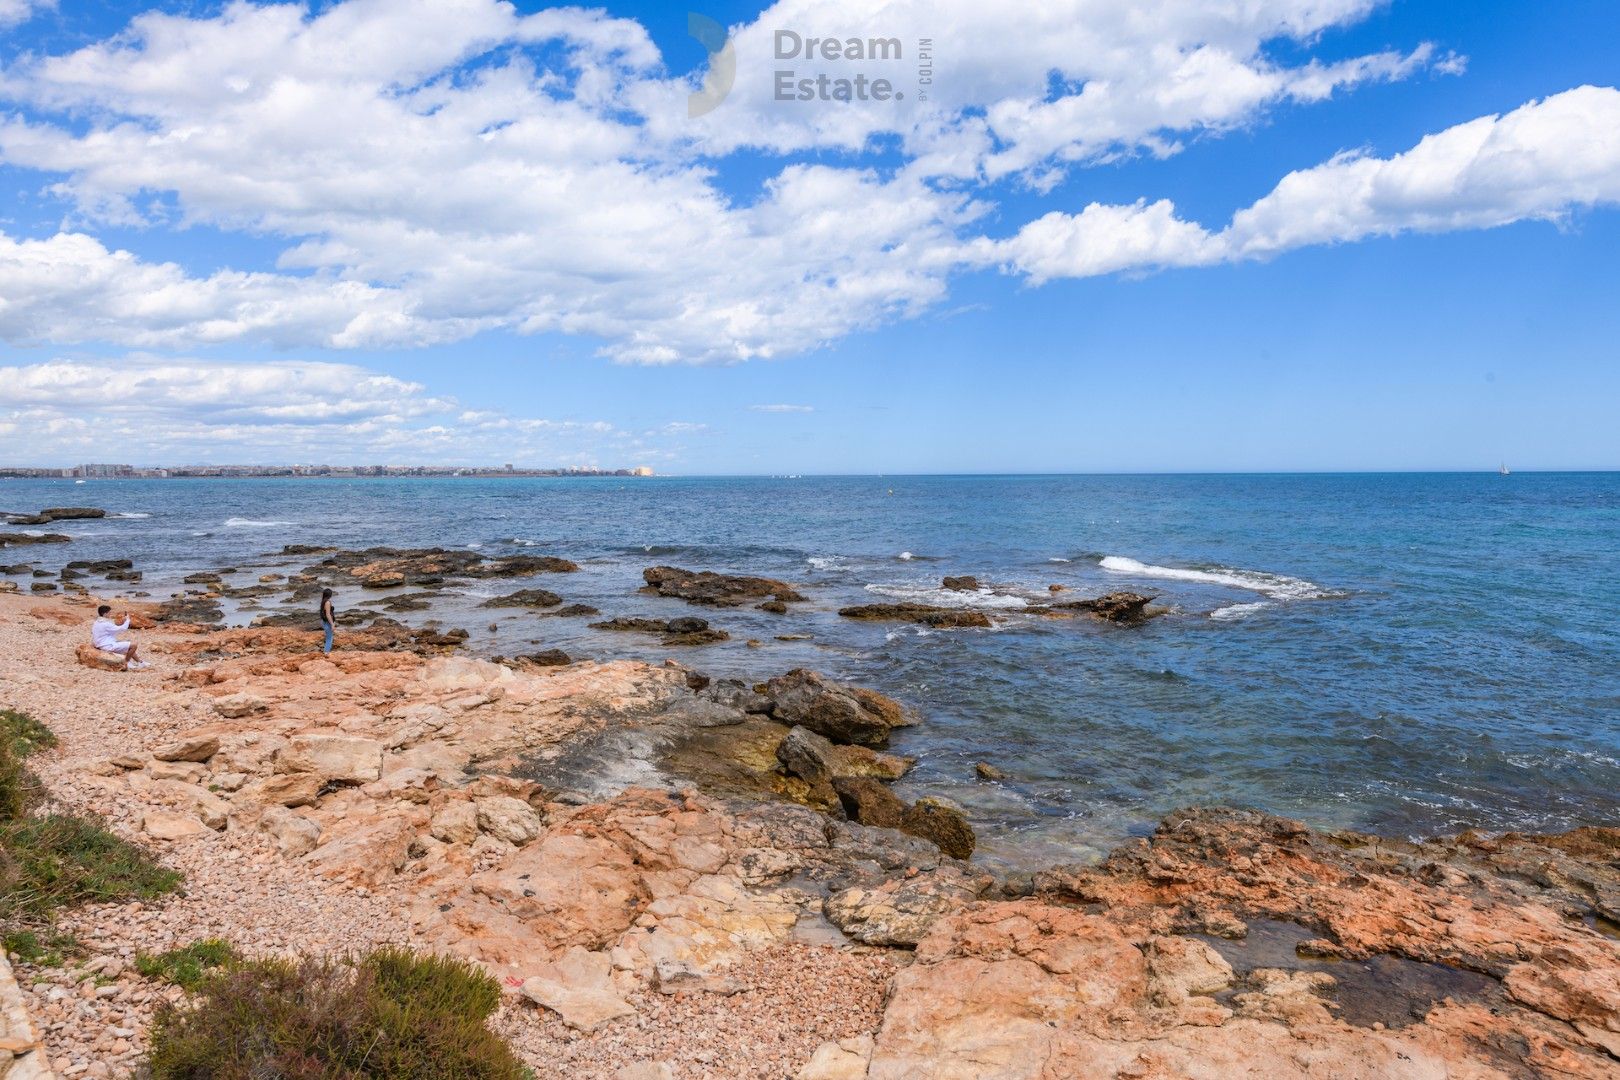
[6,473,1617,866]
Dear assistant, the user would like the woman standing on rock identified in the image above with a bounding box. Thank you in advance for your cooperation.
[319,589,336,655]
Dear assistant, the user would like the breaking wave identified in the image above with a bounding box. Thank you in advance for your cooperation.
[1099,555,1334,601]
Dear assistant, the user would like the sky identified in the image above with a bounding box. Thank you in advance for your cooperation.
[0,0,1617,473]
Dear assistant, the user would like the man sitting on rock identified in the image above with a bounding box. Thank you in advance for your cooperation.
[91,603,148,670]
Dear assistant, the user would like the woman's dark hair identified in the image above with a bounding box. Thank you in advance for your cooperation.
[97,604,111,616]
[321,589,333,600]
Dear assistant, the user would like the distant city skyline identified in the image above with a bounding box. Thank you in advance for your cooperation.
[1,1,1618,472]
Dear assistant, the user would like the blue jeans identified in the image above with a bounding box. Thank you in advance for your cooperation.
[322,623,333,654]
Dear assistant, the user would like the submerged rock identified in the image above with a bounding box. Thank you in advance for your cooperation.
[838,604,993,628]
[641,565,806,607]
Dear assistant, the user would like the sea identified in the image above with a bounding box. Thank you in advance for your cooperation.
[5,472,1617,868]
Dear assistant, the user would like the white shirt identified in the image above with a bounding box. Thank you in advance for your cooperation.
[91,616,129,651]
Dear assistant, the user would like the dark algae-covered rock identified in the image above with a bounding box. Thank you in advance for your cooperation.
[838,604,992,628]
[641,565,806,607]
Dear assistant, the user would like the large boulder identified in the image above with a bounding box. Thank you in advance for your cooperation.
[259,807,322,858]
[765,669,914,748]
[900,798,976,860]
[475,795,543,846]
[520,946,636,1032]
[75,643,127,671]
[152,733,220,763]
[832,777,907,830]
[278,734,384,784]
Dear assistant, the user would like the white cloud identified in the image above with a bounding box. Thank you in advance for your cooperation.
[0,357,690,466]
[749,403,814,413]
[0,0,49,30]
[980,86,1620,280]
[0,0,1457,363]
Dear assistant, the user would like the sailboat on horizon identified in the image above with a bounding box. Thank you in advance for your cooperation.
[1499,462,1511,476]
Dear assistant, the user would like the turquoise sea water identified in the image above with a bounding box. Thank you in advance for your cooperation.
[5,472,1617,865]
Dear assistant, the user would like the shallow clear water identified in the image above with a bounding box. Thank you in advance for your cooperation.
[6,472,1617,865]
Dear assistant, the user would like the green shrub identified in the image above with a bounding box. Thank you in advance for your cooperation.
[0,709,57,758]
[148,948,526,1079]
[2,927,80,967]
[137,939,240,991]
[0,814,182,923]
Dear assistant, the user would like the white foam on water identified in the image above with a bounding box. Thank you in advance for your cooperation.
[897,551,915,560]
[1210,601,1271,620]
[508,538,541,547]
[111,512,151,519]
[1048,557,1071,563]
[864,583,1030,610]
[223,517,293,528]
[1099,555,1333,601]
[466,542,482,549]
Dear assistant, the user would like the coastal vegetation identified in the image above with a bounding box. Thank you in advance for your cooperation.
[146,946,526,1079]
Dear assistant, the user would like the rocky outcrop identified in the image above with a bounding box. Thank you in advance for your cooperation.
[0,533,70,547]
[38,507,107,520]
[1040,590,1157,623]
[641,566,806,607]
[940,576,979,591]
[837,605,992,629]
[480,588,563,609]
[590,616,729,646]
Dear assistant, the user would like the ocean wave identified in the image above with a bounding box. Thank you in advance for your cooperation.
[466,542,482,550]
[1099,555,1335,601]
[224,517,294,528]
[864,583,1029,610]
[1047,557,1071,563]
[111,512,152,519]
[806,555,846,571]
[507,538,542,547]
[1210,601,1271,620]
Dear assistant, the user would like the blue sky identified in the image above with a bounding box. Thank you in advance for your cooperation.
[0,0,1617,472]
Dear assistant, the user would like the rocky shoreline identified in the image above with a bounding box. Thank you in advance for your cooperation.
[2,584,1619,1078]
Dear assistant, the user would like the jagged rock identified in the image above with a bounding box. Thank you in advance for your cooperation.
[833,777,907,830]
[1045,590,1157,623]
[480,588,563,609]
[824,865,989,947]
[701,679,772,714]
[212,692,268,719]
[974,762,1007,782]
[237,773,323,809]
[430,801,479,845]
[183,572,223,584]
[775,725,840,794]
[641,565,806,607]
[0,532,70,546]
[765,669,914,748]
[838,604,992,628]
[521,946,637,1032]
[900,797,976,859]
[941,576,980,591]
[475,796,542,846]
[152,733,220,763]
[259,806,322,857]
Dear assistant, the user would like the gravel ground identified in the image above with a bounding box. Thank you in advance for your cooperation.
[0,593,894,1078]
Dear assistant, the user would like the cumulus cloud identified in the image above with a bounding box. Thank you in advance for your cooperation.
[980,87,1620,281]
[0,0,1460,363]
[0,358,691,466]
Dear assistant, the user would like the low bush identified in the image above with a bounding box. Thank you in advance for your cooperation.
[136,939,240,991]
[0,814,183,923]
[147,947,526,1079]
[1,707,182,930]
